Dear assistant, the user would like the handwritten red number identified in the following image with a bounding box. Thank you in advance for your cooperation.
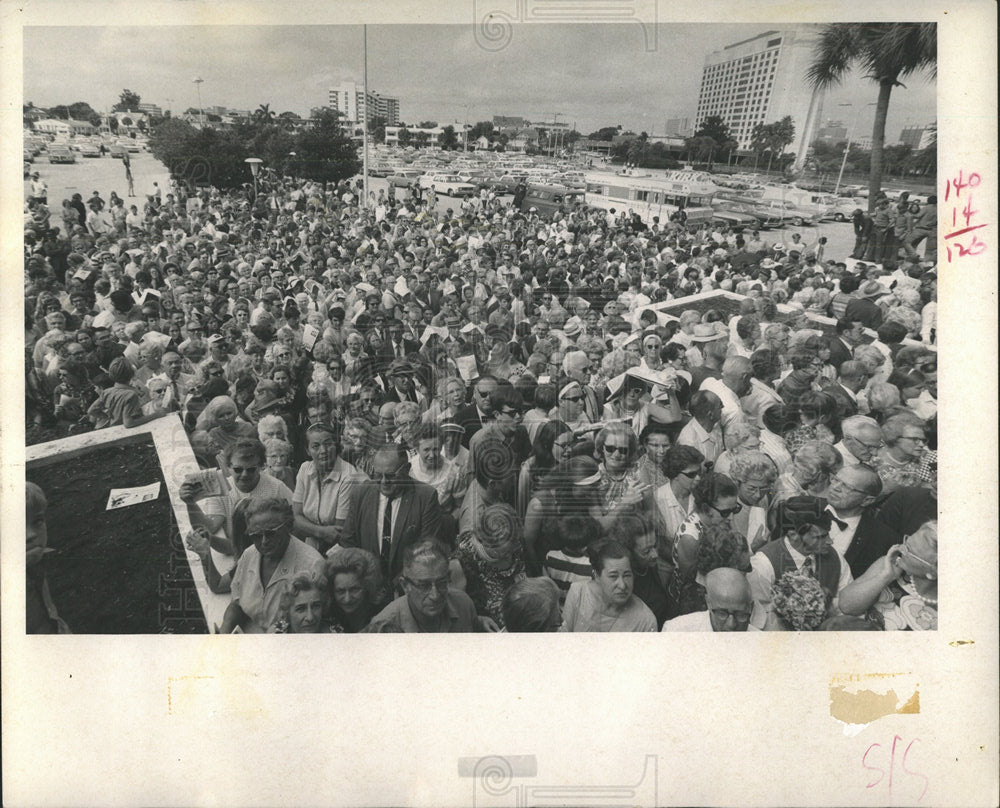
[962,198,979,227]
[955,235,987,258]
[862,743,885,788]
[946,171,981,201]
[903,739,929,802]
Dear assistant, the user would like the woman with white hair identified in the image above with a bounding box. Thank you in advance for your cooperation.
[713,421,761,478]
[192,395,258,460]
[773,440,843,503]
[872,412,933,494]
[839,520,937,630]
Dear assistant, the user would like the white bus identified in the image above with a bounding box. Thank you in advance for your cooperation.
[583,171,719,225]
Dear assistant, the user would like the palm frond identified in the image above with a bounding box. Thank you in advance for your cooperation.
[806,24,863,89]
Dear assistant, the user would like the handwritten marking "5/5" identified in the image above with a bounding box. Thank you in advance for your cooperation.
[862,735,928,802]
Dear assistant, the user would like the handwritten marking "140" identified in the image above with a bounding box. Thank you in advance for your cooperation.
[862,735,928,801]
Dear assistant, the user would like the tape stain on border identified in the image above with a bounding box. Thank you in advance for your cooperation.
[830,673,919,736]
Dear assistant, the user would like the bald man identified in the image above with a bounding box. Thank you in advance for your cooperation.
[339,443,442,583]
[662,568,762,632]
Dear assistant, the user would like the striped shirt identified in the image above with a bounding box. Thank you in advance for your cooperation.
[543,551,593,602]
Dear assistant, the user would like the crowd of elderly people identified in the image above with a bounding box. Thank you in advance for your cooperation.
[24,168,939,633]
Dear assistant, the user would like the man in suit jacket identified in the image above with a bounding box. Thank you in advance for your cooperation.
[822,360,868,420]
[829,318,864,371]
[454,375,497,448]
[339,443,442,584]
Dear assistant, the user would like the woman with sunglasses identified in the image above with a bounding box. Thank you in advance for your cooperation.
[838,520,937,630]
[670,472,742,615]
[594,422,647,516]
[551,378,590,430]
[219,497,325,633]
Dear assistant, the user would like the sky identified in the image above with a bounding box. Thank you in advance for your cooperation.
[23,24,937,141]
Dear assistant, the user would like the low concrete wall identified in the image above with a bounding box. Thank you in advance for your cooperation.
[26,414,229,631]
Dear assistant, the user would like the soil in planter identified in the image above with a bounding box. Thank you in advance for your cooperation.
[27,441,207,634]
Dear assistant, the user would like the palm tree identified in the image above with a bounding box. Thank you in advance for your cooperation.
[254,104,275,123]
[807,23,936,210]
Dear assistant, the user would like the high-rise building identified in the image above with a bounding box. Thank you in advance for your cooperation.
[328,81,400,127]
[664,117,694,138]
[695,25,823,153]
[899,123,935,150]
[815,120,848,145]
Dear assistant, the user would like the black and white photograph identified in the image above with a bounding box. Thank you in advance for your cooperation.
[2,3,996,806]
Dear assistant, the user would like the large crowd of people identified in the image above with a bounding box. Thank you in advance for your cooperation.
[24,165,939,634]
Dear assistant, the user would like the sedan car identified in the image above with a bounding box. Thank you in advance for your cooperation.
[418,173,477,197]
[710,199,784,230]
[47,146,76,164]
[387,169,423,188]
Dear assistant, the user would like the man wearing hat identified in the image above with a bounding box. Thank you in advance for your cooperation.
[383,359,423,407]
[747,495,854,610]
[844,281,887,329]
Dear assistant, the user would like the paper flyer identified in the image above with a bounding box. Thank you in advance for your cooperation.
[105,482,161,510]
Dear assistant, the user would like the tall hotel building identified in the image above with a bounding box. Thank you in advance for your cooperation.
[695,26,823,155]
[329,81,400,127]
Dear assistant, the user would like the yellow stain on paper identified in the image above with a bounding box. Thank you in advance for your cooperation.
[829,672,920,726]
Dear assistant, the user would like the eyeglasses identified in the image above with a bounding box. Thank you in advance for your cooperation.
[247,520,290,542]
[403,576,450,594]
[829,475,869,495]
[562,394,584,403]
[677,468,701,479]
[740,482,772,496]
[899,434,927,444]
[374,462,408,481]
[604,444,629,455]
[711,502,743,518]
[901,536,935,568]
[230,465,259,475]
[709,606,753,623]
[499,408,522,419]
[849,436,884,451]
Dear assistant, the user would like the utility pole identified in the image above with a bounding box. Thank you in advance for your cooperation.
[193,78,204,127]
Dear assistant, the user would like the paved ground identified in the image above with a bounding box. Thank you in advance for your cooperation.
[28,156,859,262]
[25,150,171,235]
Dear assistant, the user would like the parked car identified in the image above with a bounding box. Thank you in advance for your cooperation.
[109,145,129,159]
[710,208,761,230]
[710,199,784,229]
[47,146,76,164]
[79,141,103,158]
[827,197,868,222]
[418,173,477,197]
[387,169,423,188]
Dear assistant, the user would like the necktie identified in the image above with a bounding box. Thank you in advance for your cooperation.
[802,555,816,577]
[380,497,393,575]
[170,381,180,412]
[825,509,849,531]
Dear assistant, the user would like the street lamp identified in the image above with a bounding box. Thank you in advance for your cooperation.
[193,77,204,127]
[245,157,262,200]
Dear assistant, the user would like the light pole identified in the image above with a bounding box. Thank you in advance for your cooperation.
[193,78,204,127]
[463,103,471,152]
[834,102,874,195]
[362,25,369,209]
[245,157,262,201]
